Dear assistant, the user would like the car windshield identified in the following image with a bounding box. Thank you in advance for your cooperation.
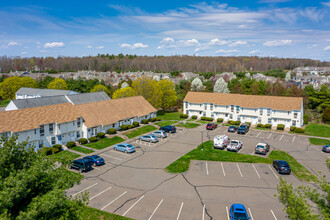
[207,124,212,126]
[231,141,239,145]
[150,135,157,138]
[126,144,133,148]
[281,162,289,167]
[234,212,248,219]
[257,145,265,149]
[239,126,246,129]
[92,156,102,159]
[229,126,236,128]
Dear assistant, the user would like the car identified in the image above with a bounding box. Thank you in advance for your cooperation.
[229,204,250,220]
[206,122,218,130]
[139,135,159,143]
[83,155,105,166]
[213,134,230,150]
[152,130,167,138]
[113,143,136,153]
[255,142,270,155]
[160,125,176,133]
[322,144,330,153]
[273,160,291,174]
[241,123,250,128]
[70,159,93,172]
[227,140,243,152]
[237,125,249,134]
[228,125,238,133]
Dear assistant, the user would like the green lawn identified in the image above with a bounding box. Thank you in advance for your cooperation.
[176,123,200,128]
[254,127,271,131]
[50,150,81,162]
[80,206,133,220]
[71,146,94,154]
[187,119,196,121]
[157,111,182,120]
[84,136,125,149]
[154,120,177,127]
[197,120,212,124]
[269,150,318,182]
[304,123,330,138]
[0,99,10,107]
[309,137,330,146]
[123,125,157,139]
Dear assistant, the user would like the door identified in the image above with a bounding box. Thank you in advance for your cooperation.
[57,135,62,145]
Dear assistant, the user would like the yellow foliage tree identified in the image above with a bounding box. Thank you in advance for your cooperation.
[90,84,110,96]
[0,76,37,100]
[112,87,135,99]
[158,79,177,110]
[132,76,161,108]
[47,78,68,90]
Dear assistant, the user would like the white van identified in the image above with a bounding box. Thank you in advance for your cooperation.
[213,135,230,150]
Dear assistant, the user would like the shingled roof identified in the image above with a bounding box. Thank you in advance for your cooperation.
[184,92,303,111]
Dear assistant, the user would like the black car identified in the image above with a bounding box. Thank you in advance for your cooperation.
[83,155,105,166]
[160,125,176,133]
[237,125,249,134]
[70,159,93,172]
[273,160,291,174]
[322,145,330,153]
[228,126,238,133]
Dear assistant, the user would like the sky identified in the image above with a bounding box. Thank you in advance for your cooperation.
[0,0,330,61]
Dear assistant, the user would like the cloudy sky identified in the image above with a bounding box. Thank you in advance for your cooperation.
[0,0,330,61]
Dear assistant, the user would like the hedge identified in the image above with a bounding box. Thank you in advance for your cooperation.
[217,118,224,123]
[229,120,240,125]
[142,119,149,124]
[290,126,296,131]
[180,114,188,119]
[97,132,106,139]
[66,141,76,148]
[201,116,213,121]
[294,127,305,133]
[41,147,53,155]
[261,124,266,128]
[128,125,134,129]
[107,128,117,134]
[133,122,140,127]
[88,137,98,142]
[257,123,262,127]
[303,114,309,125]
[120,125,129,130]
[155,117,161,121]
[265,124,272,129]
[52,144,62,149]
[192,115,197,119]
[78,138,88,144]
[277,124,285,130]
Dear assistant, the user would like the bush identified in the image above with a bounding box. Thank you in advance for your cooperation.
[79,138,88,144]
[265,124,272,129]
[217,118,224,123]
[229,121,240,125]
[303,114,309,125]
[246,122,251,126]
[294,127,305,133]
[142,119,149,124]
[290,126,296,132]
[180,114,188,119]
[97,132,105,139]
[149,117,157,122]
[132,122,139,127]
[52,144,62,149]
[128,125,134,129]
[234,121,241,125]
[201,116,213,121]
[261,124,266,128]
[192,115,197,119]
[41,147,53,155]
[50,147,60,154]
[277,124,285,130]
[155,117,161,121]
[322,107,330,124]
[88,137,97,142]
[257,123,262,127]
[120,125,129,130]
[66,141,76,148]
[107,128,117,134]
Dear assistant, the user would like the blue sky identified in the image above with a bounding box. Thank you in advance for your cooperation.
[0,0,330,61]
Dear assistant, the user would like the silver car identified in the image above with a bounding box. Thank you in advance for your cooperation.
[226,140,243,152]
[152,130,167,138]
[139,135,159,143]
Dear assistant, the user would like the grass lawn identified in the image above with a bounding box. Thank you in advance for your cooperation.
[154,120,177,127]
[304,123,330,138]
[71,146,94,154]
[197,120,212,124]
[0,99,10,107]
[254,127,271,131]
[50,150,81,161]
[157,111,182,120]
[269,150,318,182]
[84,136,125,150]
[187,119,196,121]
[176,123,200,128]
[123,125,158,139]
[309,137,330,146]
[80,206,133,220]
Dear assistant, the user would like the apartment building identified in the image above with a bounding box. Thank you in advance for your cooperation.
[183,92,304,128]
[15,87,79,99]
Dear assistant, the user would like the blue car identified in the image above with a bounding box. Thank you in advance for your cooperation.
[322,144,330,153]
[230,204,250,220]
[113,143,136,153]
[83,155,105,166]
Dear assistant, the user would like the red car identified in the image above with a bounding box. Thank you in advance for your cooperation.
[206,123,218,130]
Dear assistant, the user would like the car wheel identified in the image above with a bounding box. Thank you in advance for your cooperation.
[124,150,127,154]
[114,147,117,151]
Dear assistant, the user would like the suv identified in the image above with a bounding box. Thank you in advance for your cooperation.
[273,160,291,174]
[237,125,249,134]
[152,130,167,138]
[70,159,92,172]
[255,142,270,155]
[160,125,176,133]
[206,123,217,130]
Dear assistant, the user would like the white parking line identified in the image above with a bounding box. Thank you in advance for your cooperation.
[221,162,226,176]
[236,163,243,177]
[148,199,163,220]
[202,204,205,220]
[123,195,144,216]
[279,135,284,141]
[226,206,229,220]
[176,202,184,220]
[252,164,260,178]
[101,154,122,161]
[90,187,112,200]
[267,133,272,139]
[72,183,98,197]
[292,136,296,143]
[248,208,254,220]
[101,191,127,211]
[256,132,261,137]
[250,152,254,155]
[240,146,245,152]
[271,210,278,220]
[206,162,209,175]
[268,165,279,179]
[110,150,132,156]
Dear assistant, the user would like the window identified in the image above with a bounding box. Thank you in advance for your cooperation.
[294,113,298,119]
[39,139,43,148]
[73,121,75,126]
[51,137,56,145]
[112,124,115,128]
[49,123,53,133]
[203,112,206,117]
[292,120,296,126]
[230,114,233,119]
[77,119,81,127]
[259,109,263,116]
[268,118,272,124]
[58,124,60,129]
[258,118,262,123]
[204,104,207,110]
[211,112,214,117]
[199,111,202,114]
[76,132,80,138]
[267,109,271,116]
[185,102,188,108]
[40,125,44,136]
[34,129,37,135]
[225,113,228,117]
[210,104,213,110]
[288,111,290,115]
[231,105,234,112]
[236,106,240,113]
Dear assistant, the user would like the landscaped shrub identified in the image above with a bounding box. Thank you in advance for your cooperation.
[277,124,285,130]
[78,138,88,144]
[246,122,251,126]
[257,123,262,127]
[155,117,161,121]
[234,121,241,125]
[261,124,266,128]
[50,147,60,154]
[128,125,134,129]
[201,116,213,121]
[107,128,117,134]
[303,114,309,125]
[265,124,272,129]
[142,119,149,124]
[180,114,188,119]
[66,141,76,148]
[120,125,129,130]
[133,122,139,127]
[88,137,97,142]
[290,126,296,132]
[52,144,62,149]
[41,147,52,155]
[148,117,157,122]
[217,118,224,123]
[294,127,305,133]
[97,132,105,139]
[192,115,197,119]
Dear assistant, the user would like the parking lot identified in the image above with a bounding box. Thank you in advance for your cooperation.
[68,124,328,219]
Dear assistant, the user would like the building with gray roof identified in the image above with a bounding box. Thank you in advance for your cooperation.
[15,87,79,99]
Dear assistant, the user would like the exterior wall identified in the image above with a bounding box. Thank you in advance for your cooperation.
[5,101,18,111]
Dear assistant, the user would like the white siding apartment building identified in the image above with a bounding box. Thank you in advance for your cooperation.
[0,96,156,150]
[183,92,304,128]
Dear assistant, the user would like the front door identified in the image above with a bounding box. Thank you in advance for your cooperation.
[57,135,62,145]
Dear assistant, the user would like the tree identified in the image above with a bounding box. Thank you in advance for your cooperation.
[112,87,135,99]
[213,77,229,93]
[191,78,205,92]
[47,78,68,90]
[0,76,37,100]
[0,135,87,219]
[285,71,291,81]
[158,79,177,110]
[132,76,161,108]
[322,107,330,123]
[121,82,129,89]
[90,84,110,96]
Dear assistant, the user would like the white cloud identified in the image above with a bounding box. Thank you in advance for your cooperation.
[321,2,330,7]
[324,46,330,51]
[43,42,64,48]
[40,50,48,53]
[259,0,291,3]
[238,25,247,29]
[178,39,201,47]
[86,45,93,48]
[120,43,132,48]
[216,49,238,53]
[208,38,227,45]
[229,41,247,47]
[8,41,19,46]
[249,50,260,54]
[96,46,104,49]
[161,38,175,44]
[120,43,148,49]
[263,40,292,47]
[21,52,27,55]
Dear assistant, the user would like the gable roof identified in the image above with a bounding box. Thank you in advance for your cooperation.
[184,92,303,111]
[67,92,111,105]
[15,87,79,97]
[11,96,69,109]
[15,87,42,96]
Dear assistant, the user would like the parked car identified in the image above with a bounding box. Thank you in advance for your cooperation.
[241,123,250,128]
[227,140,243,152]
[160,125,176,133]
[206,123,218,130]
[70,159,93,172]
[139,135,159,143]
[83,155,105,166]
[255,142,270,155]
[273,160,291,174]
[113,143,136,153]
[322,144,330,153]
[152,130,167,138]
[213,135,230,150]
[237,125,249,134]
[228,125,238,133]
[229,203,250,220]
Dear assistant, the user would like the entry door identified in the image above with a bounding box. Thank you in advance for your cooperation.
[57,135,62,145]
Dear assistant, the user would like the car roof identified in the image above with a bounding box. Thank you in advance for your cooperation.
[276,160,289,165]
[232,204,246,211]
[231,140,240,142]
[257,143,268,146]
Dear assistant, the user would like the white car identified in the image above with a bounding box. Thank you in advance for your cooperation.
[227,140,243,152]
[213,135,230,150]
